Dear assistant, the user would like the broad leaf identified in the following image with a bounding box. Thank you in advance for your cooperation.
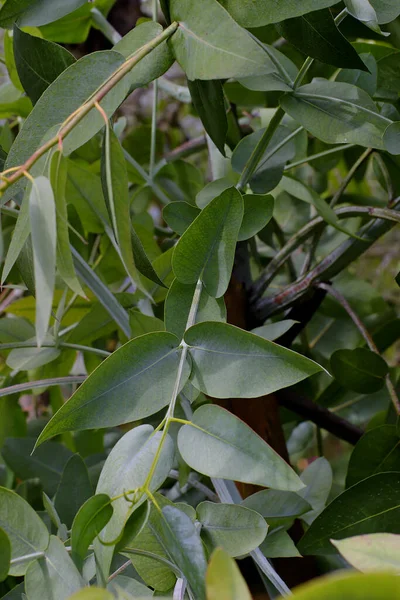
[197,501,268,556]
[37,332,189,444]
[332,533,400,574]
[71,494,113,570]
[0,487,50,576]
[0,0,87,28]
[68,591,113,600]
[163,202,200,235]
[178,405,305,491]
[169,0,276,80]
[218,0,340,27]
[206,548,252,600]
[298,473,400,555]
[330,348,389,394]
[238,194,274,241]
[370,0,400,23]
[172,188,243,298]
[298,458,333,525]
[54,454,93,529]
[188,79,227,155]
[185,322,323,398]
[14,25,75,104]
[0,527,11,582]
[346,426,400,487]
[260,529,301,558]
[344,0,383,34]
[290,572,400,599]
[242,490,311,527]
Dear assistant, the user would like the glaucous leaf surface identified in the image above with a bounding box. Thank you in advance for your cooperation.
[369,0,400,22]
[36,332,190,443]
[178,405,305,491]
[0,0,87,28]
[260,529,301,558]
[242,490,311,527]
[330,348,389,394]
[70,495,113,570]
[346,426,400,487]
[332,533,400,573]
[0,527,11,582]
[251,320,299,342]
[298,458,333,525]
[290,572,400,600]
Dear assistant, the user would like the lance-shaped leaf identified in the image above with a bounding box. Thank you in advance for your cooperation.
[172,188,243,298]
[178,405,305,491]
[0,487,50,576]
[0,0,87,28]
[280,80,391,150]
[50,151,83,296]
[54,454,93,529]
[1,188,30,284]
[332,533,400,574]
[187,79,227,156]
[185,322,323,398]
[206,548,252,600]
[169,0,277,80]
[70,494,113,571]
[218,0,340,27]
[14,25,75,104]
[36,332,191,445]
[29,176,56,347]
[0,527,11,582]
[298,472,400,555]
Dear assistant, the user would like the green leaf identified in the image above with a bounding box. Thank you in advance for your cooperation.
[206,548,252,600]
[0,486,50,576]
[13,25,75,104]
[260,529,301,558]
[281,80,390,150]
[68,590,114,600]
[169,0,276,80]
[217,0,340,27]
[298,473,400,555]
[1,187,30,285]
[36,332,190,444]
[290,572,400,599]
[370,0,400,23]
[29,176,57,347]
[178,405,305,491]
[187,79,227,155]
[160,505,207,600]
[344,1,384,35]
[108,575,152,598]
[251,320,298,341]
[336,53,378,97]
[6,345,61,371]
[71,494,113,570]
[383,122,400,155]
[50,151,83,296]
[197,501,268,557]
[298,457,333,525]
[0,527,11,582]
[54,454,93,529]
[238,194,274,241]
[242,490,311,527]
[330,348,389,394]
[129,310,165,339]
[185,322,323,398]
[346,426,400,487]
[165,279,226,340]
[172,188,243,298]
[196,177,236,209]
[276,9,367,70]
[163,202,200,235]
[25,535,84,600]
[130,225,166,287]
[332,533,400,574]
[0,0,87,28]
[239,44,299,92]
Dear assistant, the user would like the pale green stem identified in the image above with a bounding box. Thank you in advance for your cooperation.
[91,8,122,44]
[10,552,45,565]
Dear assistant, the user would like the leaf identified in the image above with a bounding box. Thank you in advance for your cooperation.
[0,0,87,28]
[163,202,200,235]
[160,505,207,600]
[169,0,276,80]
[172,188,243,298]
[0,486,50,576]
[25,535,84,600]
[29,176,56,347]
[197,501,268,557]
[130,225,166,287]
[108,575,152,598]
[185,322,323,398]
[298,473,400,555]
[242,490,311,527]
[298,457,333,525]
[290,572,400,599]
[36,332,190,444]
[330,348,389,394]
[0,527,11,582]
[187,79,227,155]
[6,345,60,371]
[50,152,83,296]
[238,194,274,241]
[206,548,252,600]
[196,177,236,209]
[54,454,93,529]
[13,25,75,104]
[346,426,400,487]
[251,320,299,341]
[1,187,30,284]
[344,0,384,35]
[68,590,114,600]
[2,437,73,496]
[281,80,390,150]
[276,9,367,70]
[217,0,340,27]
[71,494,113,570]
[178,405,305,491]
[383,122,400,155]
[370,0,400,23]
[260,529,301,558]
[129,310,165,339]
[336,53,378,98]
[238,44,299,92]
[165,279,226,340]
[332,533,400,573]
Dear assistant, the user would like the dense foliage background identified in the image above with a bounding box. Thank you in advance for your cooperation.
[0,0,400,598]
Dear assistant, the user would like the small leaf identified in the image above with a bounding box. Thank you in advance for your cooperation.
[218,0,340,27]
[330,348,389,394]
[197,501,268,557]
[260,529,301,559]
[178,405,305,491]
[206,548,252,600]
[172,188,243,298]
[163,202,200,235]
[71,494,113,570]
[332,533,400,574]
[238,194,274,241]
[0,527,11,582]
[298,473,400,555]
[54,454,93,529]
[242,490,311,527]
[188,79,227,155]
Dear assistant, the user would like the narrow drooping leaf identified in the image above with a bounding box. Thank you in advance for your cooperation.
[330,348,389,394]
[277,9,367,70]
[172,188,243,298]
[169,0,277,80]
[0,487,50,576]
[0,0,87,28]
[50,151,83,295]
[185,322,323,398]
[54,454,93,529]
[178,405,305,491]
[71,495,113,570]
[346,426,400,487]
[332,533,400,574]
[130,225,166,287]
[188,79,227,155]
[0,527,11,582]
[206,548,252,600]
[29,176,56,347]
[14,25,75,104]
[1,187,30,284]
[298,473,400,555]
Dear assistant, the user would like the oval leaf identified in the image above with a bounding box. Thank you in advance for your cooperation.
[330,348,389,394]
[206,548,252,600]
[71,494,113,570]
[218,0,340,27]
[332,533,400,574]
[290,572,400,599]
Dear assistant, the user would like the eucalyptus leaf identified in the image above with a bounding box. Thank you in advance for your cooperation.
[346,426,400,487]
[260,529,301,558]
[0,527,11,582]
[242,490,311,527]
[289,572,400,599]
[330,348,389,394]
[251,320,298,341]
[238,194,274,241]
[188,79,227,155]
[54,454,93,529]
[163,202,200,235]
[332,533,400,573]
[0,0,87,28]
[206,548,252,600]
[71,494,113,570]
